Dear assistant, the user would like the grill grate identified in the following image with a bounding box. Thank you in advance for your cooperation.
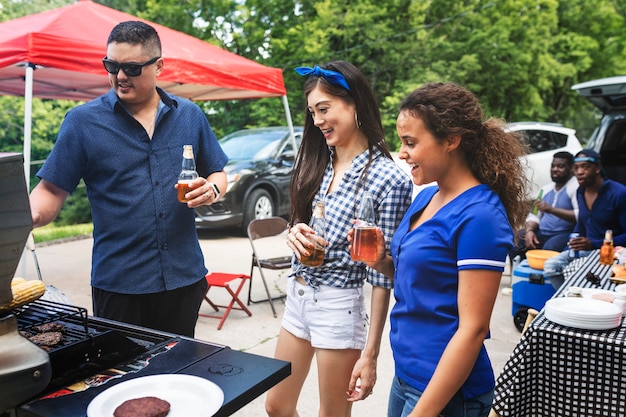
[15,299,91,349]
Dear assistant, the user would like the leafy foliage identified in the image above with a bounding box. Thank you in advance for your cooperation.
[2,0,626,224]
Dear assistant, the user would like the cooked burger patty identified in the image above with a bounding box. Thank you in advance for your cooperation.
[28,331,63,347]
[114,396,171,417]
[31,322,65,333]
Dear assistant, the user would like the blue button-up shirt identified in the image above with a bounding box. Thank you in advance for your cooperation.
[574,179,626,248]
[38,88,227,294]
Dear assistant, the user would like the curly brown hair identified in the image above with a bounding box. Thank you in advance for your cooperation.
[399,82,530,230]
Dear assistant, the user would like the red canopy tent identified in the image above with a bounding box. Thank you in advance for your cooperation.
[0,0,295,183]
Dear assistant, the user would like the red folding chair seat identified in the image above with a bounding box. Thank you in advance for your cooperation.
[200,272,252,330]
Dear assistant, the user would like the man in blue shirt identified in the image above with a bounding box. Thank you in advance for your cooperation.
[544,149,626,290]
[509,151,578,262]
[29,21,227,337]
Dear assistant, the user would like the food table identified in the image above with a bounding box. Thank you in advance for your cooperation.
[492,250,625,417]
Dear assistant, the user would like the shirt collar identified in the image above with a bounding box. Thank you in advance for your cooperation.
[328,146,384,176]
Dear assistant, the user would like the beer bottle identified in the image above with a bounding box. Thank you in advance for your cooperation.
[531,189,544,215]
[351,192,379,262]
[177,145,199,203]
[300,201,326,267]
[599,229,614,265]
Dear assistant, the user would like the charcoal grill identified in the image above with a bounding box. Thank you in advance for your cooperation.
[1,152,290,417]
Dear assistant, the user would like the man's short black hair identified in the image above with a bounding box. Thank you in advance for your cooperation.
[552,151,574,166]
[107,21,161,56]
[553,151,574,166]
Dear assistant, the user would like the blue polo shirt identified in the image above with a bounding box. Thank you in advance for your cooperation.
[389,184,513,399]
[574,179,626,248]
[38,88,227,294]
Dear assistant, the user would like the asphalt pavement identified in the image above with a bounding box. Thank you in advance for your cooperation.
[16,228,521,417]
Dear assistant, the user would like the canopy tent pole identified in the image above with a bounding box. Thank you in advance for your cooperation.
[23,63,34,188]
[282,95,297,152]
[17,63,35,278]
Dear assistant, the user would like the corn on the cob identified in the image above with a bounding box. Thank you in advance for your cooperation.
[1,279,46,312]
[11,277,27,287]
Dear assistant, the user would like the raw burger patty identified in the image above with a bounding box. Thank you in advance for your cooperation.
[113,396,171,417]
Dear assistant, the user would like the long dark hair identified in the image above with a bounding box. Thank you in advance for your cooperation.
[290,61,392,224]
[399,82,529,230]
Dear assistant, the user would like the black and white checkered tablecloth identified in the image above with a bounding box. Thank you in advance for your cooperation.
[493,250,626,417]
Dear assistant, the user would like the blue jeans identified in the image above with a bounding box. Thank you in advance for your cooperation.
[543,249,593,290]
[387,376,493,417]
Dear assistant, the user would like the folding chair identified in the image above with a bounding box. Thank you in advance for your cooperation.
[246,217,292,318]
[200,272,252,330]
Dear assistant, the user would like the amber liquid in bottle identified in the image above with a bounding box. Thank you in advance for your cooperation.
[177,145,198,203]
[300,201,325,267]
[301,245,325,267]
[599,229,614,265]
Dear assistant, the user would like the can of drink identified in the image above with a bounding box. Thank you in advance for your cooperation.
[568,233,580,258]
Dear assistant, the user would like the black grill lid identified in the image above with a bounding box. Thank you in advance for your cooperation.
[0,153,32,309]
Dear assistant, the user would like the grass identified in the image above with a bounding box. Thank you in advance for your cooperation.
[32,223,93,244]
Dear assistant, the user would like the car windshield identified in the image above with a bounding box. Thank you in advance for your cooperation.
[219,131,285,161]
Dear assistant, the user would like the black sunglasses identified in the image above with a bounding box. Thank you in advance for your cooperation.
[102,56,160,77]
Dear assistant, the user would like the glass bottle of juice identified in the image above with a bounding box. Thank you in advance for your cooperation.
[300,201,325,267]
[177,145,198,203]
[599,229,614,265]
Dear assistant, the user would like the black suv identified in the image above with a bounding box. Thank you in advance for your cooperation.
[572,76,626,186]
[195,126,303,233]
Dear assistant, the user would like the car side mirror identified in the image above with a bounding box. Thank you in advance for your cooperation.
[280,150,295,162]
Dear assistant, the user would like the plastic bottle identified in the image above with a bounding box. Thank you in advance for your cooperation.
[177,145,199,203]
[599,229,614,265]
[300,201,325,267]
[530,189,544,215]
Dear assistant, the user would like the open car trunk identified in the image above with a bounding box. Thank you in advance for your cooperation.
[572,76,626,186]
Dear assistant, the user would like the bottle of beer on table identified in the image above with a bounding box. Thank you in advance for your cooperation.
[599,229,614,265]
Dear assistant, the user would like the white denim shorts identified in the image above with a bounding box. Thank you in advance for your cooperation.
[282,276,368,350]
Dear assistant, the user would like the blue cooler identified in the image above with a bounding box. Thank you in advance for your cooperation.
[511,259,555,331]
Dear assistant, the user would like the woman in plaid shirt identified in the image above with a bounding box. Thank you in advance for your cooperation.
[264,61,413,417]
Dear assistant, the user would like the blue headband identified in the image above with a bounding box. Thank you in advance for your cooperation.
[574,156,598,164]
[295,66,351,92]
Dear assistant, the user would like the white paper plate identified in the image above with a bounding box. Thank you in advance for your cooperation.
[545,311,622,330]
[546,297,621,317]
[545,297,622,330]
[87,374,224,417]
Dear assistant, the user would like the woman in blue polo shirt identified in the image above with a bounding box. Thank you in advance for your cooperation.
[366,83,529,417]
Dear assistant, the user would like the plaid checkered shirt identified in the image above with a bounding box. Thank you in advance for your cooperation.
[292,147,413,289]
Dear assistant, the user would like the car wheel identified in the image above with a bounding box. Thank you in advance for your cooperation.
[513,307,529,333]
[242,189,274,233]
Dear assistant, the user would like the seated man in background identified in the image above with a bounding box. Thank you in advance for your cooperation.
[510,151,578,264]
[544,149,626,290]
